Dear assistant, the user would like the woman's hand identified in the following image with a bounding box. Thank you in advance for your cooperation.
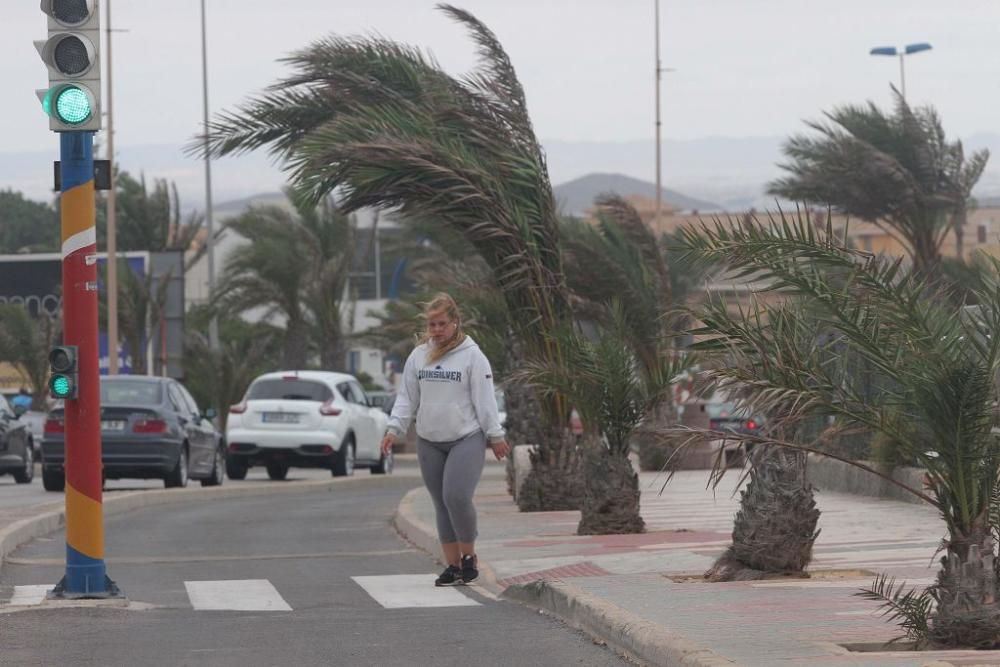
[380,433,396,456]
[489,439,511,460]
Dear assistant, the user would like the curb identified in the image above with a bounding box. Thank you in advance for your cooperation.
[391,486,504,596]
[502,579,737,667]
[0,475,369,577]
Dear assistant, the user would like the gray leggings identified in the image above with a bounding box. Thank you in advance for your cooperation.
[417,430,487,544]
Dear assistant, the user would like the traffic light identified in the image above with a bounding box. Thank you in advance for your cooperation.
[36,0,101,132]
[49,346,79,400]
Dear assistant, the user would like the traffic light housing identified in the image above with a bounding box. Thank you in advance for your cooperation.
[49,346,79,400]
[36,0,102,132]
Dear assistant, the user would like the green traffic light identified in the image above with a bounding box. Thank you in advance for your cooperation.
[54,86,92,125]
[50,374,73,398]
[41,88,54,117]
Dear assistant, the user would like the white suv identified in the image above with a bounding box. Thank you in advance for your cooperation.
[225,371,391,480]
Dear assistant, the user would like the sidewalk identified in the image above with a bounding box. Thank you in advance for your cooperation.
[395,467,1000,667]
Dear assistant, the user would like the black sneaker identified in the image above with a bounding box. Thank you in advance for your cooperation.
[435,565,463,587]
[460,554,478,583]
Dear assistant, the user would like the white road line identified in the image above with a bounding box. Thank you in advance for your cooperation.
[352,574,481,609]
[184,580,292,611]
[7,585,51,606]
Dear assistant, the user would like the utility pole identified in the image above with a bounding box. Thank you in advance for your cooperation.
[201,0,219,350]
[105,0,118,374]
[653,2,674,226]
[654,0,662,228]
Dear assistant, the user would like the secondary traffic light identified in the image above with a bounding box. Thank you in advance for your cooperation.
[49,346,79,400]
[36,0,102,132]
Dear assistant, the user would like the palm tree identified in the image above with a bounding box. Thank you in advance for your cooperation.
[768,90,989,275]
[109,173,205,263]
[194,4,577,509]
[560,196,693,471]
[0,306,60,409]
[299,196,355,370]
[216,197,353,370]
[183,307,283,433]
[678,212,1000,648]
[98,171,207,373]
[514,302,682,534]
[115,265,169,375]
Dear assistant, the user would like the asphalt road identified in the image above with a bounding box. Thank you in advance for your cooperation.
[0,464,350,510]
[0,461,626,666]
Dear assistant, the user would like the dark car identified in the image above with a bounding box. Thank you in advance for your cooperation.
[707,401,764,436]
[0,394,34,484]
[41,376,225,492]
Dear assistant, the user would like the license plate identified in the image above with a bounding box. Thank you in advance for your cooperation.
[262,412,299,424]
[101,420,126,431]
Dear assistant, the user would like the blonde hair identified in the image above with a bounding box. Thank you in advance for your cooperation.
[418,292,465,363]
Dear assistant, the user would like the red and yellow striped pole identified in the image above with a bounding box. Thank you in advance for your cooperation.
[55,131,118,598]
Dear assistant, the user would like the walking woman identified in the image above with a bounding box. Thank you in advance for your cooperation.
[380,293,511,586]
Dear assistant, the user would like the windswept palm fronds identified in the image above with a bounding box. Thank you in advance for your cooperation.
[193,5,567,345]
[561,195,675,375]
[769,90,989,274]
[560,196,704,471]
[192,5,578,508]
[214,195,355,370]
[677,209,1000,647]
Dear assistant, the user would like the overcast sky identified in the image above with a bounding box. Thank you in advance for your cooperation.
[3,1,1000,192]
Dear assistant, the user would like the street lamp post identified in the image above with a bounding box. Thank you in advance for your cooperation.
[105,0,118,374]
[653,0,675,227]
[200,0,218,350]
[869,42,932,102]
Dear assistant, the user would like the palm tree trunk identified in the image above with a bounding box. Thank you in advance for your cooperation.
[505,378,582,510]
[912,221,943,276]
[502,338,583,511]
[319,319,346,371]
[637,400,678,472]
[952,206,967,261]
[705,446,820,581]
[930,516,1000,648]
[576,439,644,535]
[127,334,147,375]
[283,316,309,369]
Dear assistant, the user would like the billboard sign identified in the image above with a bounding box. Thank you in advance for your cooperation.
[0,252,148,374]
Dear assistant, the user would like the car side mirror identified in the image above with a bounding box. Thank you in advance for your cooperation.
[12,405,27,417]
[204,407,218,420]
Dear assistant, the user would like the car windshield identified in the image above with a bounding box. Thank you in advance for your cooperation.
[247,379,332,402]
[100,380,162,405]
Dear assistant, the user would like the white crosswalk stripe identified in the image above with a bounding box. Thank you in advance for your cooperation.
[352,574,481,609]
[184,579,292,611]
[6,585,51,607]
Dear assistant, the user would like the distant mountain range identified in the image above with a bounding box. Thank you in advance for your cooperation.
[552,173,721,214]
[4,133,1000,213]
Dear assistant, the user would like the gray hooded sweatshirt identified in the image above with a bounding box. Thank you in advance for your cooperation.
[386,336,505,444]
